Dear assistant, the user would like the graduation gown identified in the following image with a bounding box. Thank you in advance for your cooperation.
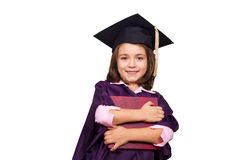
[73,81,179,160]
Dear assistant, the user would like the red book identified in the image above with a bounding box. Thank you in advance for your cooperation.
[109,96,160,150]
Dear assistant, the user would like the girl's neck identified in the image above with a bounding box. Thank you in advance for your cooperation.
[128,83,140,92]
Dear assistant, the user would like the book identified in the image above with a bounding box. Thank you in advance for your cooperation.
[109,96,160,150]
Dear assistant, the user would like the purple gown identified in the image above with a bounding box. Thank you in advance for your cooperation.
[73,81,179,160]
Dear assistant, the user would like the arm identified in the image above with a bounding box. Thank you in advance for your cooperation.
[95,101,164,126]
[95,105,145,126]
[95,105,120,127]
[127,127,163,144]
[109,108,144,125]
[150,125,174,147]
[104,126,163,151]
[110,101,164,125]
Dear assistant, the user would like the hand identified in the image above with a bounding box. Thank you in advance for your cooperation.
[140,101,164,122]
[104,126,129,151]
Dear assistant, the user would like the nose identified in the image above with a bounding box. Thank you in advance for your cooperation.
[128,58,136,67]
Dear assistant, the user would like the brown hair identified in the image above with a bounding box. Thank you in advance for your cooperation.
[106,44,155,90]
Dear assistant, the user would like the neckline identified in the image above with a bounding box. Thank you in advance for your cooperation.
[110,80,156,94]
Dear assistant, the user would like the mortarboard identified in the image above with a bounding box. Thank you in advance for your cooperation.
[94,13,173,77]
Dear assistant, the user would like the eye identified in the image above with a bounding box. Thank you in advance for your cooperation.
[120,56,128,60]
[136,57,144,60]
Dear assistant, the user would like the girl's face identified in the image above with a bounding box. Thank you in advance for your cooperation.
[117,43,147,87]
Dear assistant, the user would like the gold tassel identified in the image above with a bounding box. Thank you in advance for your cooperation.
[153,26,159,77]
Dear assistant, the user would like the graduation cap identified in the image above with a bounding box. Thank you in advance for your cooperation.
[94,13,173,77]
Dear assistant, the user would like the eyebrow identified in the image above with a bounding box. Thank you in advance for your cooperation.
[118,53,146,56]
[135,53,146,56]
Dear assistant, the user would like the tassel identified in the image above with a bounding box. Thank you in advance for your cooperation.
[153,26,159,77]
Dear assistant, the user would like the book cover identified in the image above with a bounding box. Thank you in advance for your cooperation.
[109,96,160,150]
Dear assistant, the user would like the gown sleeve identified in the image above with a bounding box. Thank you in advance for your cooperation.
[155,92,179,132]
[152,92,179,160]
[72,81,114,160]
[95,105,120,127]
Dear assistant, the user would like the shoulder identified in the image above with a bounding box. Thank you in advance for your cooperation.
[150,90,167,101]
[153,91,173,114]
[153,90,167,103]
[150,89,162,98]
[95,80,111,89]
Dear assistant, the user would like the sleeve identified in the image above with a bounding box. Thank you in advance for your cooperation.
[153,93,179,160]
[155,92,179,132]
[150,125,173,147]
[95,105,120,127]
[72,81,114,160]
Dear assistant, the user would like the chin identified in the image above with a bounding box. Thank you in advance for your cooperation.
[125,78,140,83]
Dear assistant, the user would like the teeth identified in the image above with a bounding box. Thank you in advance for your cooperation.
[127,71,138,74]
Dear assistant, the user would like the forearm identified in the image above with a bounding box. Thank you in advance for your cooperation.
[126,127,163,144]
[110,109,143,125]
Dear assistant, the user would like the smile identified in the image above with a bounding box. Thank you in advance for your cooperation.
[126,71,138,74]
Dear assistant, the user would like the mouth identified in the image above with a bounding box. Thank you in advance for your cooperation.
[126,71,139,75]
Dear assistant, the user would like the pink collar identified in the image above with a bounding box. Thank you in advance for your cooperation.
[110,81,156,94]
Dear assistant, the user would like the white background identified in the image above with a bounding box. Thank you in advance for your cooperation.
[0,0,240,159]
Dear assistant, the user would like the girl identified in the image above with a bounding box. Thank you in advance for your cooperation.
[73,14,179,160]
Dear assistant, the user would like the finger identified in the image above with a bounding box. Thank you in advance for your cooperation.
[110,143,119,152]
[104,135,108,143]
[157,110,164,115]
[156,107,163,112]
[104,137,114,144]
[104,140,108,144]
[104,131,111,136]
[105,139,112,145]
[156,113,164,118]
[108,125,118,130]
[108,126,115,130]
[144,101,153,106]
[156,116,164,121]
[154,106,162,110]
[105,140,113,145]
[155,116,163,121]
[148,101,154,105]
[150,106,161,111]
